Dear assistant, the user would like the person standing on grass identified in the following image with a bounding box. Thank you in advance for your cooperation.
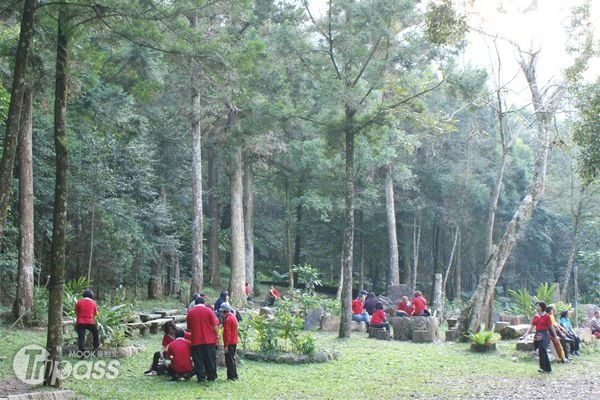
[546,305,569,364]
[187,296,220,382]
[521,301,555,373]
[220,303,239,380]
[166,328,193,381]
[75,288,99,357]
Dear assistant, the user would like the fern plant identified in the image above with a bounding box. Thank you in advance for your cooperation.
[469,330,495,345]
[508,288,534,318]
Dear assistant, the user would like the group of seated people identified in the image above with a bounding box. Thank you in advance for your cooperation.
[351,290,431,332]
[145,291,239,382]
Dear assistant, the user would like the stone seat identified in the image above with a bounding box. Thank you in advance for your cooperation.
[368,327,390,340]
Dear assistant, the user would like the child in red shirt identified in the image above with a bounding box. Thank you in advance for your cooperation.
[220,303,239,380]
[166,328,193,381]
[369,302,390,332]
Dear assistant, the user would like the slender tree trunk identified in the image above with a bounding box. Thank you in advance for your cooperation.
[284,177,294,290]
[229,145,245,307]
[359,211,365,291]
[172,252,180,296]
[12,87,34,323]
[454,233,462,300]
[411,211,421,292]
[335,252,343,302]
[243,157,254,290]
[456,51,559,339]
[339,115,355,339]
[442,225,460,299]
[293,202,302,266]
[149,189,166,298]
[560,188,583,301]
[433,273,443,315]
[86,194,95,282]
[189,24,203,295]
[44,8,68,386]
[207,143,221,288]
[385,169,400,288]
[0,0,36,248]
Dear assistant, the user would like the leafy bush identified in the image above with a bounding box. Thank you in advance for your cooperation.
[469,330,495,345]
[276,310,303,351]
[238,319,251,351]
[294,333,316,356]
[508,283,558,319]
[293,264,322,294]
[250,315,278,353]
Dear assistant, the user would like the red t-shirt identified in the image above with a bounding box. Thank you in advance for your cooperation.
[397,302,414,316]
[532,313,552,331]
[370,309,387,325]
[186,305,219,346]
[166,338,192,374]
[75,298,98,325]
[222,312,239,347]
[245,286,251,296]
[271,288,280,298]
[412,295,427,316]
[352,299,365,315]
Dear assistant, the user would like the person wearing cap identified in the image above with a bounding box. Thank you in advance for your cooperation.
[220,303,239,380]
[75,288,99,356]
[186,295,220,382]
[166,328,193,381]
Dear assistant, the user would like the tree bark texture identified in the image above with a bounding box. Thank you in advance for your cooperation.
[454,233,462,300]
[229,145,245,307]
[243,157,254,290]
[207,143,221,288]
[433,273,443,315]
[45,9,68,386]
[385,170,400,288]
[13,86,34,323]
[284,177,294,290]
[411,211,421,293]
[442,225,460,301]
[294,202,302,266]
[189,21,203,295]
[560,189,583,301]
[456,51,557,339]
[0,0,36,248]
[339,118,355,339]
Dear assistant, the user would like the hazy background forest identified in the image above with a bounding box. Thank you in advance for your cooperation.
[0,0,599,323]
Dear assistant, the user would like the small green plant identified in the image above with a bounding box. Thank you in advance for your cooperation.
[468,330,495,345]
[508,288,533,318]
[276,310,302,351]
[533,282,557,305]
[238,319,251,351]
[293,333,316,356]
[250,315,278,353]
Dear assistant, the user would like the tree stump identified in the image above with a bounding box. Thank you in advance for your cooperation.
[516,339,535,351]
[446,318,457,330]
[500,324,530,339]
[413,330,434,343]
[494,321,510,333]
[445,328,457,342]
[368,327,390,340]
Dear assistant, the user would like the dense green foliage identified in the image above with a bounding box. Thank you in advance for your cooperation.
[0,0,599,315]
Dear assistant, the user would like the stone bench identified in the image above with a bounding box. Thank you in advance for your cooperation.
[152,309,180,317]
[368,327,390,340]
[390,316,438,341]
[125,322,150,336]
[139,313,162,322]
[148,318,176,334]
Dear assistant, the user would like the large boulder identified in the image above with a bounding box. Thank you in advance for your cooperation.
[303,308,324,331]
[387,285,412,304]
[320,314,340,332]
[259,307,275,319]
[390,316,439,341]
[574,327,595,345]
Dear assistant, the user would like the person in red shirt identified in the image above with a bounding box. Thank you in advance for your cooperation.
[186,296,220,382]
[412,291,429,316]
[166,328,193,381]
[521,301,555,373]
[267,285,280,306]
[352,293,370,324]
[396,296,415,317]
[368,302,390,332]
[75,289,99,357]
[220,303,239,380]
[245,282,253,302]
[145,320,177,376]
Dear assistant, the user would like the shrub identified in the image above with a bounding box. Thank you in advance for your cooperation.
[250,315,278,353]
[469,330,495,345]
[294,333,316,356]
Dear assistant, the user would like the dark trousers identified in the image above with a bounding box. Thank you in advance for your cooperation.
[536,330,551,372]
[369,322,390,332]
[167,367,192,381]
[225,344,238,380]
[566,332,580,353]
[191,344,217,382]
[76,323,99,352]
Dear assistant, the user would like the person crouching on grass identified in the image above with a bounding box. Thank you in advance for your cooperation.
[166,328,193,381]
[521,301,555,373]
[220,303,239,380]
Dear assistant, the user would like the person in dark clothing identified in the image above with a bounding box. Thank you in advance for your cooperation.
[214,290,229,318]
[559,310,581,356]
[75,289,100,357]
[145,320,177,376]
[363,292,378,316]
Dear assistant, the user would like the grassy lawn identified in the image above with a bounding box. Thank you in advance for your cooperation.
[1,324,599,400]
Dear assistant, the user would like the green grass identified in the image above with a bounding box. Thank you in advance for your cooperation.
[1,325,599,399]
